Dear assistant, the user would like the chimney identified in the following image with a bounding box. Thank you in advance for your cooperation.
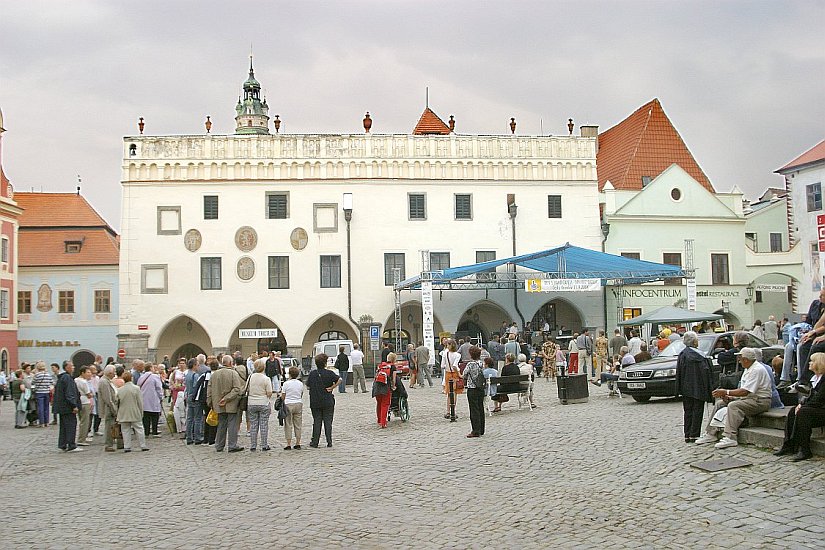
[580,125,599,153]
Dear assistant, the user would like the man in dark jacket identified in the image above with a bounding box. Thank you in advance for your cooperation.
[334,346,349,393]
[53,361,81,452]
[675,331,714,443]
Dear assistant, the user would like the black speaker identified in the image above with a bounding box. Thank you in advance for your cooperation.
[557,373,589,404]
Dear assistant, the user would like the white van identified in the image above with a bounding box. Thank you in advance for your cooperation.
[312,340,354,370]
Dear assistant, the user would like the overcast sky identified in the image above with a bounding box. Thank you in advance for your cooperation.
[1,1,822,230]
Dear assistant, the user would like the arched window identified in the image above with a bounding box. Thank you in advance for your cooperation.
[129,144,137,156]
[1,349,7,375]
[318,331,348,341]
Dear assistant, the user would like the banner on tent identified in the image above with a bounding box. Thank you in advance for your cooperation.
[525,278,601,292]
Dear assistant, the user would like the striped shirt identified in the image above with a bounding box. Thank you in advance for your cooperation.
[32,371,54,394]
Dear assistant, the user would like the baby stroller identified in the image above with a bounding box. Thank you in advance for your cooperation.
[388,364,411,423]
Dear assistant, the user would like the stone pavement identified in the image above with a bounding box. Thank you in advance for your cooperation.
[1,379,823,549]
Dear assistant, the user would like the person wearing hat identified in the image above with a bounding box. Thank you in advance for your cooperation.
[695,347,773,449]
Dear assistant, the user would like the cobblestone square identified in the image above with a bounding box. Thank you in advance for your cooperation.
[1,381,823,549]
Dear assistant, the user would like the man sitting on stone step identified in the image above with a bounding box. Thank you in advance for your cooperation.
[696,347,773,449]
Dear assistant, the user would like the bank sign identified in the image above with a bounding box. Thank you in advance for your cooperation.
[525,278,601,292]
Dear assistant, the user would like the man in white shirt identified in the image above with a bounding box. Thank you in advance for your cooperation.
[627,331,643,356]
[696,347,772,449]
[350,344,366,393]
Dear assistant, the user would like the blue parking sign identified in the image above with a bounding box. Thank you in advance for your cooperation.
[370,325,380,339]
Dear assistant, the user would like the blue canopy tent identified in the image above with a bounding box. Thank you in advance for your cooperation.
[395,243,687,291]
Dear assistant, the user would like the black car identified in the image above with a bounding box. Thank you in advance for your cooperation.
[616,331,783,402]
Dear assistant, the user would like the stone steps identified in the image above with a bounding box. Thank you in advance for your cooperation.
[738,406,825,456]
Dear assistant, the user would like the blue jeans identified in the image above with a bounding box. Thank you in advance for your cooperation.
[780,341,806,382]
[338,372,347,393]
[35,393,50,425]
[186,402,204,443]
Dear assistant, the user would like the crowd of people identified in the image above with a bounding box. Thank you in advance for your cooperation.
[3,308,823,461]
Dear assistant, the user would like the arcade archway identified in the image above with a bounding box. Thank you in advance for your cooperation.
[154,315,213,363]
[530,298,584,332]
[171,343,207,361]
[456,300,510,343]
[228,314,287,357]
[71,349,96,368]
[301,313,357,357]
[383,301,444,347]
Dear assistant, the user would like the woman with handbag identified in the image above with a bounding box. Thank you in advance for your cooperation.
[280,365,304,449]
[247,358,273,452]
[441,341,463,418]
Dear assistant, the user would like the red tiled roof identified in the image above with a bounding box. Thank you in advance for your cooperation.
[776,139,825,173]
[412,107,451,135]
[15,192,111,228]
[19,229,119,267]
[597,98,713,192]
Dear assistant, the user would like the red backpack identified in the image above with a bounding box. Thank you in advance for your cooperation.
[375,364,391,385]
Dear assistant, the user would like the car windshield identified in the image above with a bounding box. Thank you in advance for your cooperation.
[658,338,714,357]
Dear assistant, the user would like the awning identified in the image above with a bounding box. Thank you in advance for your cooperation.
[395,243,687,291]
[618,306,723,326]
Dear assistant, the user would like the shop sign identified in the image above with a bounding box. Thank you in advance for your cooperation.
[238,329,278,339]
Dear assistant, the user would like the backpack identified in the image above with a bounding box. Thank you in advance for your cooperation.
[375,365,390,385]
[194,373,209,406]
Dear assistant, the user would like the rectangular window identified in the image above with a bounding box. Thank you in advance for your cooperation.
[755,290,763,303]
[200,257,222,290]
[384,253,406,286]
[454,194,472,220]
[18,291,31,314]
[266,192,289,219]
[94,290,111,313]
[320,255,341,288]
[268,256,290,289]
[623,307,642,321]
[1,238,8,263]
[711,253,730,285]
[156,206,181,235]
[430,252,450,271]
[745,232,758,252]
[0,290,8,319]
[621,252,641,260]
[662,252,682,285]
[476,251,496,281]
[408,193,426,220]
[547,195,562,218]
[141,264,168,294]
[203,196,219,220]
[58,290,75,313]
[807,183,822,212]
[770,232,783,252]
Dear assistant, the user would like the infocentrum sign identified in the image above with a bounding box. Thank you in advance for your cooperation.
[525,278,601,292]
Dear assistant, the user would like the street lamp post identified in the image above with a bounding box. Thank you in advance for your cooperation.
[343,193,358,338]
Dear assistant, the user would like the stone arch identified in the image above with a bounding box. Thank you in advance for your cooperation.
[300,312,359,357]
[382,300,444,347]
[152,315,213,362]
[71,349,97,368]
[456,299,511,342]
[227,313,288,357]
[526,297,585,333]
[713,309,742,330]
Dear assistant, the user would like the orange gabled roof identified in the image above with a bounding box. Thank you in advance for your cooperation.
[412,107,451,135]
[15,192,112,229]
[597,98,713,192]
[19,228,119,267]
[777,139,825,173]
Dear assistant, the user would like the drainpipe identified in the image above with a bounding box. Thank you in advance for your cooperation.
[509,202,526,329]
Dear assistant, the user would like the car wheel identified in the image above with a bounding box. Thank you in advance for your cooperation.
[632,395,651,403]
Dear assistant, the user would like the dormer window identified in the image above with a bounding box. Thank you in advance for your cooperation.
[129,144,137,156]
[65,241,82,253]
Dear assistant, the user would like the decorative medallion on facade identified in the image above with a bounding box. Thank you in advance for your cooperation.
[184,229,202,252]
[37,284,53,312]
[237,256,255,281]
[290,227,308,250]
[235,226,257,252]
